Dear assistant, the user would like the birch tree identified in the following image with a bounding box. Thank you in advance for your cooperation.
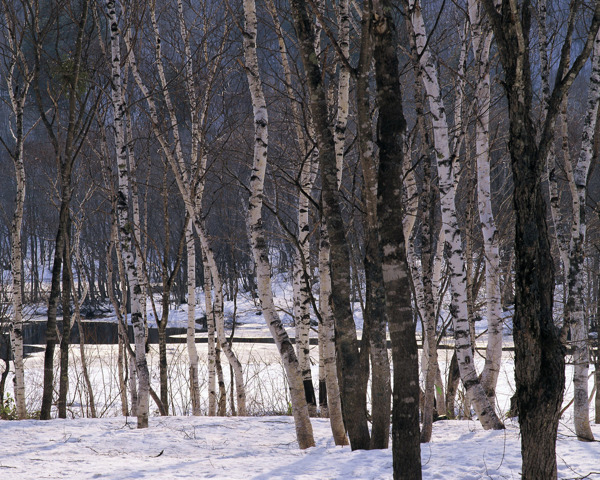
[563,29,600,442]
[123,1,247,416]
[186,221,201,415]
[467,0,503,405]
[404,0,503,430]
[0,0,34,419]
[242,0,315,448]
[106,0,150,428]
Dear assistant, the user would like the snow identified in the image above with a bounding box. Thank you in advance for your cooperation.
[5,278,599,478]
[2,416,600,479]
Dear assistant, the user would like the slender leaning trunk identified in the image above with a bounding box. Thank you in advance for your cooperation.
[565,30,600,442]
[243,0,314,448]
[318,225,349,446]
[405,0,503,430]
[468,1,503,403]
[107,0,150,428]
[293,160,317,417]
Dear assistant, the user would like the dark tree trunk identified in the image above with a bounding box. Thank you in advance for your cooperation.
[481,1,600,477]
[41,199,70,420]
[290,0,370,450]
[356,3,391,449]
[372,1,422,478]
[159,295,169,416]
[58,228,73,419]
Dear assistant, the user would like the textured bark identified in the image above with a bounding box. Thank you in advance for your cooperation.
[204,256,217,416]
[468,1,503,405]
[107,0,150,428]
[243,0,314,448]
[405,0,503,430]
[405,24,439,442]
[481,0,600,476]
[372,2,422,477]
[290,0,370,450]
[564,30,600,442]
[186,222,201,416]
[293,155,317,417]
[318,225,349,445]
[334,0,350,187]
[3,18,30,417]
[418,140,439,443]
[355,3,390,449]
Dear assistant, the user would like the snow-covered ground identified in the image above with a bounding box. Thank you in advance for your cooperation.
[2,415,600,479]
[4,277,598,478]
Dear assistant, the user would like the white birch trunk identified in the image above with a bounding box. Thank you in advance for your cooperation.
[566,30,600,442]
[319,224,349,445]
[106,0,149,428]
[243,0,314,448]
[407,0,503,430]
[203,254,217,416]
[9,113,27,420]
[334,0,350,187]
[294,157,317,416]
[186,222,201,416]
[3,4,32,420]
[467,1,503,404]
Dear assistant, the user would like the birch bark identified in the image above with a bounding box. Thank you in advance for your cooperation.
[334,0,350,187]
[107,0,150,428]
[467,0,503,404]
[564,30,600,442]
[243,0,314,449]
[318,224,348,445]
[186,221,201,416]
[203,254,217,416]
[2,4,32,418]
[405,0,503,430]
